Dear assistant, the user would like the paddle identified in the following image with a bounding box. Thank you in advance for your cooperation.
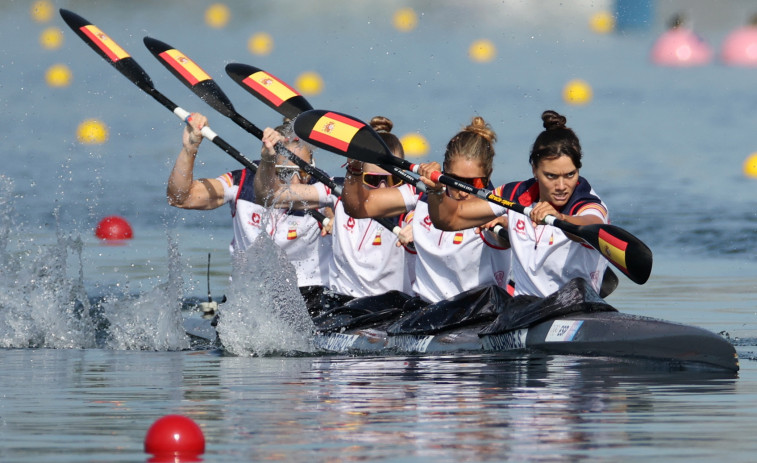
[142,39,413,246]
[58,9,328,226]
[293,109,653,285]
[224,62,425,192]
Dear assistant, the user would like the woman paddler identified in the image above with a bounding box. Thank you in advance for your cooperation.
[255,116,415,310]
[423,110,609,298]
[166,112,333,315]
[342,116,511,304]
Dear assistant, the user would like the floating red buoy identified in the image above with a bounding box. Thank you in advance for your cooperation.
[94,215,133,240]
[144,415,205,462]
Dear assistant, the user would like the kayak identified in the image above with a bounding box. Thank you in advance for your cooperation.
[184,279,739,372]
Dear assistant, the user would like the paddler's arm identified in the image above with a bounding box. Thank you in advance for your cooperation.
[341,160,408,218]
[166,112,225,210]
[529,201,606,242]
[417,162,498,231]
[254,127,323,208]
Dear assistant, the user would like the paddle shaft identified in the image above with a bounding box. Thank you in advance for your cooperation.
[60,10,329,226]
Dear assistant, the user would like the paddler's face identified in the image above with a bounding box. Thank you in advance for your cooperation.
[360,163,404,189]
[443,157,488,201]
[532,155,579,208]
[275,141,313,184]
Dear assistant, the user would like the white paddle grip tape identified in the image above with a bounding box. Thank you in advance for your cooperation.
[174,107,191,120]
[392,226,402,235]
[491,224,504,234]
[544,215,557,226]
[410,164,420,174]
[321,217,331,228]
[200,126,217,141]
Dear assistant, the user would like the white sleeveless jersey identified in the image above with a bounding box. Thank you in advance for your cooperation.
[328,198,413,297]
[217,170,331,287]
[402,192,511,303]
[488,179,609,297]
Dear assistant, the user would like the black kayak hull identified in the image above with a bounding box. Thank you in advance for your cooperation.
[313,311,739,372]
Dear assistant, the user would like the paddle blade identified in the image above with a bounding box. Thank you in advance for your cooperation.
[580,223,653,285]
[60,9,153,89]
[143,36,236,118]
[226,63,313,120]
[293,110,394,164]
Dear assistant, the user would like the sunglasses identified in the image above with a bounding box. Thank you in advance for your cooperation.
[442,172,488,189]
[275,165,312,183]
[362,173,405,188]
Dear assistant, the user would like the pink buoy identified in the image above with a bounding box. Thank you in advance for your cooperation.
[94,215,133,241]
[721,26,757,66]
[651,28,712,66]
[144,415,205,462]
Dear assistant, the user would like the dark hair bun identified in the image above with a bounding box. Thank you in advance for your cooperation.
[541,110,567,131]
[370,115,394,133]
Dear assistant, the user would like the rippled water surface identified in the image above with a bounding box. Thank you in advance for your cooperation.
[2,0,757,461]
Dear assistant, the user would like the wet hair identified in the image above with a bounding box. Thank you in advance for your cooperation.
[370,116,404,159]
[443,116,496,178]
[529,110,582,170]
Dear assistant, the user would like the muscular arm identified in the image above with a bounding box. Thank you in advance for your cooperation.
[341,161,409,218]
[166,113,226,210]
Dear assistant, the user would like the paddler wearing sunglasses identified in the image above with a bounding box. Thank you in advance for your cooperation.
[256,116,415,310]
[342,116,511,304]
[424,110,610,298]
[167,113,333,315]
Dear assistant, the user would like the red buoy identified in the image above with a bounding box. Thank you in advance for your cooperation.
[94,215,133,240]
[144,415,205,461]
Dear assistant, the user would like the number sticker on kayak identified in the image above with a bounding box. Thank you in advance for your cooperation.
[315,333,359,352]
[390,335,434,352]
[482,329,528,351]
[545,320,584,342]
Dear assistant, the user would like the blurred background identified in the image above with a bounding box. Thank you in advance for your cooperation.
[2,0,757,294]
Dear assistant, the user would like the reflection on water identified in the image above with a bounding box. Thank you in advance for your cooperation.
[0,349,745,462]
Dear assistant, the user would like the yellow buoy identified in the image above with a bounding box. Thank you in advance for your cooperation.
[45,64,73,88]
[469,39,497,63]
[589,11,615,35]
[743,153,757,178]
[248,32,274,56]
[30,0,54,23]
[393,7,418,32]
[205,3,231,29]
[76,119,109,144]
[563,79,593,105]
[40,27,64,50]
[295,71,324,96]
[400,133,430,157]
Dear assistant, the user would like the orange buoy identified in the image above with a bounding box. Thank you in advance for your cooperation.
[144,415,205,461]
[95,216,133,241]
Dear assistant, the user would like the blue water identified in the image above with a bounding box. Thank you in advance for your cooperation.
[2,0,757,461]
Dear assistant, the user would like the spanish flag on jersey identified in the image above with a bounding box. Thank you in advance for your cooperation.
[308,112,364,152]
[80,25,130,62]
[372,231,382,246]
[287,225,298,241]
[453,232,464,245]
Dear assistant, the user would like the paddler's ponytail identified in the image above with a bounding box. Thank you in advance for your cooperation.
[529,110,582,169]
[370,116,404,159]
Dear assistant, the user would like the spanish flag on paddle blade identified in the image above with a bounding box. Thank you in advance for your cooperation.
[158,49,211,86]
[80,25,130,62]
[243,71,298,108]
[308,112,365,152]
[598,228,628,274]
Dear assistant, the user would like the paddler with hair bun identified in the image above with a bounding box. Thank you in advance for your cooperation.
[166,112,333,315]
[342,116,512,305]
[424,110,609,298]
[255,115,416,311]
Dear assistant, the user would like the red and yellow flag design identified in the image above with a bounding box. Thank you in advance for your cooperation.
[243,71,298,107]
[598,229,627,272]
[158,49,211,86]
[287,225,298,241]
[453,232,464,245]
[309,112,364,152]
[372,231,382,246]
[80,25,130,62]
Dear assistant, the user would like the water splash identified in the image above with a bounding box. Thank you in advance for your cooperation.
[0,176,96,348]
[217,233,315,356]
[102,233,190,351]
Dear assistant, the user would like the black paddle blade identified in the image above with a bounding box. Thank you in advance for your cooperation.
[580,223,653,285]
[60,9,153,89]
[226,63,313,120]
[293,109,394,163]
[143,37,236,118]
